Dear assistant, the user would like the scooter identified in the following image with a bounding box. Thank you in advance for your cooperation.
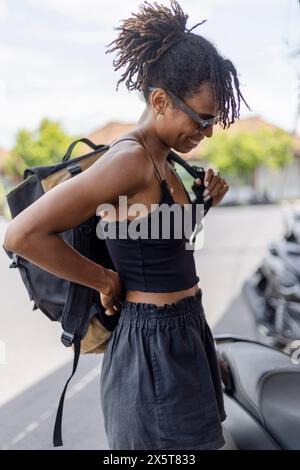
[242,211,300,351]
[215,334,300,450]
[243,241,300,348]
[284,208,300,245]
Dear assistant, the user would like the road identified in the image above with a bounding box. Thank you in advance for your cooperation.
[0,202,298,449]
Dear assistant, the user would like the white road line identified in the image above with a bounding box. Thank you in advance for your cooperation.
[24,422,39,433]
[4,365,100,449]
[40,409,54,421]
[11,432,26,444]
[66,366,99,399]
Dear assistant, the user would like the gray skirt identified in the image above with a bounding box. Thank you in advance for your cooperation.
[100,288,226,450]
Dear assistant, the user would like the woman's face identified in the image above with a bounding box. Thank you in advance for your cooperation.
[153,82,219,153]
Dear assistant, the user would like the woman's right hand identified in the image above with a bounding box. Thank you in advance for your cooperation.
[99,269,124,316]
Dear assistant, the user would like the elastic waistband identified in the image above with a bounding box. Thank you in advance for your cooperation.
[119,288,203,321]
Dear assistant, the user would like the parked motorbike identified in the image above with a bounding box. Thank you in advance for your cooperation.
[284,208,300,245]
[215,334,300,450]
[242,209,300,351]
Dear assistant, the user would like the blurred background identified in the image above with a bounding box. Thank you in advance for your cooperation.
[0,0,300,450]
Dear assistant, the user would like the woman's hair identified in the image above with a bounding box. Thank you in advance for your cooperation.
[105,0,250,129]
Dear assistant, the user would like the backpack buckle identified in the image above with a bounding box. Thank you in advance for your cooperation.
[67,163,82,177]
[61,331,74,347]
[9,252,19,268]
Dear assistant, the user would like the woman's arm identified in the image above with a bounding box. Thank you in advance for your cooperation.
[3,149,149,296]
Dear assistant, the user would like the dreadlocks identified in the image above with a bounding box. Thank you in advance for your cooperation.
[105,0,250,129]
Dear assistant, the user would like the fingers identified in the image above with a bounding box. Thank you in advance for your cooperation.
[203,168,215,187]
[219,181,229,195]
[99,269,123,316]
[105,307,116,316]
[203,169,217,197]
[203,169,229,200]
[191,167,229,207]
[209,178,225,198]
[105,303,121,316]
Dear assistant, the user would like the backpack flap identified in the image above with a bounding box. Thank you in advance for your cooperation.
[78,302,120,354]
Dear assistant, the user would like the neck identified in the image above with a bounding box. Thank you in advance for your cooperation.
[136,108,171,165]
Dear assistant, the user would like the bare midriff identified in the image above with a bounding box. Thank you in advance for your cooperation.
[125,283,200,307]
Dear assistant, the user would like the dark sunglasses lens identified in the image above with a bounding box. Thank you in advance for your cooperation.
[200,116,220,129]
[200,121,213,130]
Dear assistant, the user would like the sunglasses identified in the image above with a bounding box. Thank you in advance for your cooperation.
[148,86,220,130]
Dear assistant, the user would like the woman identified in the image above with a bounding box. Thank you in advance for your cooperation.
[4,0,249,451]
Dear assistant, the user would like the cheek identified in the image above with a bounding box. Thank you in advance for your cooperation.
[169,115,194,139]
[175,125,196,142]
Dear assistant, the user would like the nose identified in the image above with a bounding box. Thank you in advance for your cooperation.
[201,125,213,138]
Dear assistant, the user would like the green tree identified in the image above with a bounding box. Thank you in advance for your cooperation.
[200,127,294,186]
[4,118,82,180]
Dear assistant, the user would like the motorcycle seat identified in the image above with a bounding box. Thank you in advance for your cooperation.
[220,341,300,449]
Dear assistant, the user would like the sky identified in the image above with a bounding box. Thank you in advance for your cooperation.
[0,0,299,149]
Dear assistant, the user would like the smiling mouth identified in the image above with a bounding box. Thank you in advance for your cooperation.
[187,137,202,146]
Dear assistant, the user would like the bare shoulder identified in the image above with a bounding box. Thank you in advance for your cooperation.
[90,139,153,198]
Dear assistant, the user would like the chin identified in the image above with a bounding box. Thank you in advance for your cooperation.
[177,144,195,154]
[181,147,194,154]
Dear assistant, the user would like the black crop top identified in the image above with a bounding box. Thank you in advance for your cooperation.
[100,137,202,293]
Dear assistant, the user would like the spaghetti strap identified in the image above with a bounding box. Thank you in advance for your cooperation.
[110,137,163,184]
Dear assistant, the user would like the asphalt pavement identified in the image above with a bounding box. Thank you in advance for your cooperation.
[0,202,297,449]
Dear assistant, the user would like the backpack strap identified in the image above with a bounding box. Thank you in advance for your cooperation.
[53,336,81,447]
[62,138,105,162]
[110,137,164,184]
[167,150,213,215]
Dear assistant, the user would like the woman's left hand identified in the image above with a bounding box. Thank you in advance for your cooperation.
[194,168,229,207]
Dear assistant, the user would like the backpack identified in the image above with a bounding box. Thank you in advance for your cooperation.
[2,136,212,447]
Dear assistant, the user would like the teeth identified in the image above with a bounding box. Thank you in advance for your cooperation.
[188,138,199,145]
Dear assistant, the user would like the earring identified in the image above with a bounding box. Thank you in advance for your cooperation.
[157,112,163,121]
